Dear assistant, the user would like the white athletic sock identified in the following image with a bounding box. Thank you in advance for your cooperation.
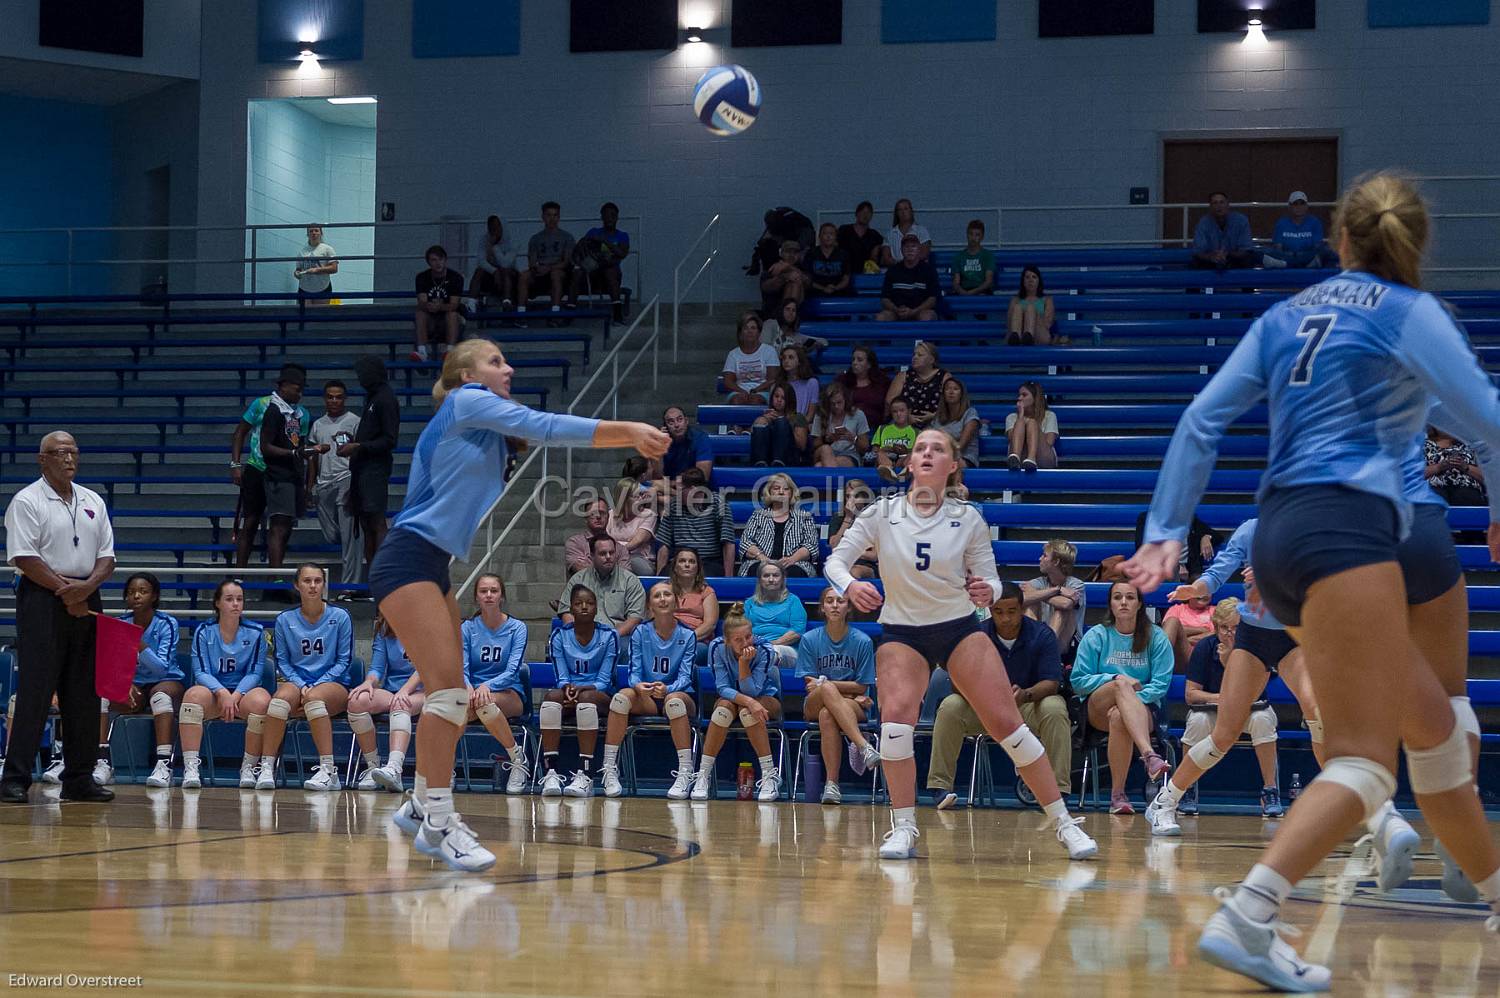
[183,750,200,766]
[1475,866,1500,903]
[698,754,716,776]
[155,744,172,760]
[757,754,774,775]
[1042,798,1070,824]
[363,751,380,768]
[424,787,455,825]
[677,748,694,772]
[318,754,335,772]
[506,743,524,763]
[388,750,406,770]
[602,744,620,769]
[1157,779,1186,809]
[892,806,917,827]
[1234,864,1292,923]
[259,755,277,774]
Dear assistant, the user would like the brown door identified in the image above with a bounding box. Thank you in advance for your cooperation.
[1163,138,1339,246]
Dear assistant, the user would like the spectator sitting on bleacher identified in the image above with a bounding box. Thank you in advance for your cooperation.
[1007,265,1056,346]
[873,396,917,482]
[1179,597,1283,817]
[606,477,657,577]
[739,472,819,579]
[761,239,810,312]
[935,377,981,468]
[745,562,807,664]
[1071,581,1175,814]
[559,534,646,639]
[750,381,810,468]
[412,245,463,362]
[668,548,720,651]
[777,343,820,420]
[655,468,735,576]
[879,198,932,267]
[951,219,995,297]
[836,344,890,430]
[229,363,310,571]
[804,222,852,298]
[1004,379,1058,471]
[1024,538,1085,652]
[1162,588,1214,672]
[811,382,870,468]
[761,298,828,353]
[574,201,630,318]
[518,200,576,322]
[875,235,940,323]
[468,215,517,311]
[885,340,950,427]
[658,406,714,490]
[721,311,781,405]
[1261,191,1337,269]
[827,479,878,579]
[294,224,337,303]
[1191,192,1261,271]
[837,200,885,274]
[1424,426,1488,507]
[565,497,610,576]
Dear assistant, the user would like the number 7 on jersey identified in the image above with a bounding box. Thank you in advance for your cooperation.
[1290,314,1337,386]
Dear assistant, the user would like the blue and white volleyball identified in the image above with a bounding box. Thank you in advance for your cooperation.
[692,64,761,136]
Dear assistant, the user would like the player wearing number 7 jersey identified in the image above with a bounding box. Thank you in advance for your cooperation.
[825,427,1097,862]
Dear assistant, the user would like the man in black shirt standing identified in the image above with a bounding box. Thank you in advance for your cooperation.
[256,364,309,570]
[412,244,463,362]
[836,201,884,275]
[345,355,400,580]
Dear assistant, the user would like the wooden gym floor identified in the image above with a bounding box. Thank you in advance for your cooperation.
[0,786,1494,996]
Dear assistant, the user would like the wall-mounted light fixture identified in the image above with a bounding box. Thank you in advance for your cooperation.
[683,26,705,43]
[1244,9,1267,44]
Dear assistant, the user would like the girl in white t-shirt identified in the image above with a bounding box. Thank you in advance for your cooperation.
[722,311,781,405]
[1004,380,1059,471]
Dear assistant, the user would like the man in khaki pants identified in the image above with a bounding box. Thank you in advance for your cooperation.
[927,582,1072,808]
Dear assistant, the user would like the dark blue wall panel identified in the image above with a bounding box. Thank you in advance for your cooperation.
[257,0,365,62]
[881,0,997,44]
[413,0,522,57]
[1368,0,1489,27]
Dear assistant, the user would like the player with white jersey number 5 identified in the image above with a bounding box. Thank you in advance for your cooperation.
[824,427,1097,862]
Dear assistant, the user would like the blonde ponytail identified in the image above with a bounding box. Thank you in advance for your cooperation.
[722,602,752,633]
[1334,172,1429,289]
[432,339,499,405]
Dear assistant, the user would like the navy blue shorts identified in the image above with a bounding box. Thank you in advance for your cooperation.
[1397,502,1463,605]
[1233,620,1297,674]
[368,527,453,607]
[876,614,982,670]
[1252,485,1401,627]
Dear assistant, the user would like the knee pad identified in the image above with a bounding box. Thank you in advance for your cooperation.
[347,711,375,735]
[576,702,599,730]
[421,688,468,726]
[245,713,265,734]
[1306,715,1325,744]
[1247,707,1279,746]
[1188,737,1227,771]
[609,691,633,716]
[476,702,503,724]
[540,700,563,731]
[1314,756,1397,823]
[267,698,292,721]
[178,702,204,727]
[997,724,1045,768]
[1451,696,1481,742]
[664,697,689,720]
[389,710,412,736]
[880,722,915,762]
[710,704,735,729]
[1405,720,1473,795]
[303,699,330,722]
[149,691,174,717]
[738,707,761,728]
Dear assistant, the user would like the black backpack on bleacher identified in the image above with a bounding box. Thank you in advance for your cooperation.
[745,206,814,276]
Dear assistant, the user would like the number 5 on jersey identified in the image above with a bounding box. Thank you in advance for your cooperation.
[915,541,931,571]
[1290,314,1337,386]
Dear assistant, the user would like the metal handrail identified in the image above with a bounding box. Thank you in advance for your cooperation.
[672,214,720,361]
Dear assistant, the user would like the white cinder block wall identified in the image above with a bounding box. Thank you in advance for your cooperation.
[193,0,1500,301]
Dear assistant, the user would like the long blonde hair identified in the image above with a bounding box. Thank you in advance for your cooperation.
[1334,172,1429,289]
[432,339,497,404]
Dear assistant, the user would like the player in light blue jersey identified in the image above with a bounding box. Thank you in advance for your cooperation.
[257,565,355,792]
[367,338,666,871]
[461,574,530,794]
[539,585,618,798]
[690,605,784,802]
[348,615,425,792]
[1127,174,1500,992]
[178,580,273,789]
[599,582,698,799]
[98,573,184,789]
[797,587,878,805]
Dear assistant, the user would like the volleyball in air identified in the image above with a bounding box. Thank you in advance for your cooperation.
[692,64,761,135]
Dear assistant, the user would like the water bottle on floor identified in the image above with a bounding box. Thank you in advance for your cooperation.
[737,762,755,800]
[803,751,824,803]
[1289,773,1302,802]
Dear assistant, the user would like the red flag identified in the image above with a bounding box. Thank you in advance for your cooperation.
[94,615,143,702]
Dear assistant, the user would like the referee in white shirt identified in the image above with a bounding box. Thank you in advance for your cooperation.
[2,432,116,802]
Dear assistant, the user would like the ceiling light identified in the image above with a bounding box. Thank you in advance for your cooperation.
[327,96,377,104]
